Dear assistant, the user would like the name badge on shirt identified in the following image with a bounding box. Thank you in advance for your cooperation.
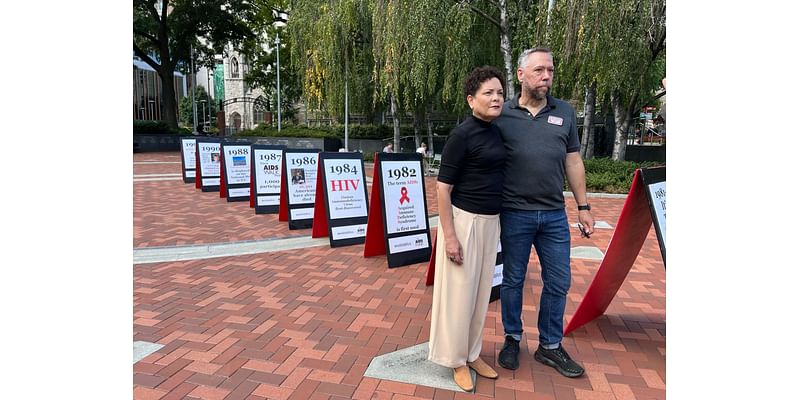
[547,116,564,126]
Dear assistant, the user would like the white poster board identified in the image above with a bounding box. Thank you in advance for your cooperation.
[252,146,284,212]
[647,181,666,248]
[381,160,427,237]
[196,139,221,190]
[316,152,371,247]
[283,150,320,229]
[640,166,666,263]
[323,158,368,219]
[223,144,251,185]
[180,137,196,181]
[368,152,432,268]
[285,152,318,206]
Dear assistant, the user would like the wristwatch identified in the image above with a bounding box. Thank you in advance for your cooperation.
[577,204,591,211]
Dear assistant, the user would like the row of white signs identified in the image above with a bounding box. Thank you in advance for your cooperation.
[180,138,431,255]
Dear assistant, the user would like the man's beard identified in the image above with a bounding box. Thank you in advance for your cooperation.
[524,84,548,101]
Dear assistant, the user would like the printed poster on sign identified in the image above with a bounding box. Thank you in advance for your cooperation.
[647,181,666,247]
[182,139,196,166]
[180,137,197,183]
[323,158,367,219]
[381,160,426,235]
[199,143,221,177]
[285,152,318,206]
[223,145,251,185]
[181,138,196,180]
[253,147,283,207]
[639,166,666,263]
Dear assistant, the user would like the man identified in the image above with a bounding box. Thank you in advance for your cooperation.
[291,169,304,184]
[493,47,595,378]
[383,142,394,153]
[417,142,429,174]
[416,142,428,156]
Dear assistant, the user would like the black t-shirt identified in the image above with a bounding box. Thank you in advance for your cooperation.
[437,116,506,215]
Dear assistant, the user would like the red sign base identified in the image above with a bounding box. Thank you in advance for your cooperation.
[363,153,386,257]
[564,169,655,336]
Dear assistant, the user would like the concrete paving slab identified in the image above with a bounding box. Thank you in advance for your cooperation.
[133,341,164,364]
[364,342,476,393]
[133,235,330,264]
[571,220,613,229]
[134,216,441,265]
[134,173,183,178]
[570,246,605,260]
[564,191,628,199]
[133,177,184,182]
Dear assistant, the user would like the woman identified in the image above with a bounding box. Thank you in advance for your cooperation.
[428,66,506,391]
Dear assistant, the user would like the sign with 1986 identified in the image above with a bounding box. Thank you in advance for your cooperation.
[283,149,320,229]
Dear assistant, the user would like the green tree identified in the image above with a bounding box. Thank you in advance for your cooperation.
[605,0,665,160]
[288,0,374,120]
[243,24,303,123]
[456,0,525,100]
[545,0,665,160]
[371,0,502,149]
[133,0,286,129]
[179,86,217,131]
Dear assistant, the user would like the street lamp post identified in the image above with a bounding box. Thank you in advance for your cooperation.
[207,70,212,102]
[345,52,349,151]
[191,45,198,134]
[276,33,281,132]
[200,100,207,131]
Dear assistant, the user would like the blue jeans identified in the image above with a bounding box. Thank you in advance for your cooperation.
[500,208,571,346]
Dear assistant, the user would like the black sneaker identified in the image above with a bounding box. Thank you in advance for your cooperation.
[534,345,585,378]
[498,336,520,370]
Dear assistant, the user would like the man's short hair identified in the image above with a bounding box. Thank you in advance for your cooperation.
[517,47,553,70]
[463,66,506,98]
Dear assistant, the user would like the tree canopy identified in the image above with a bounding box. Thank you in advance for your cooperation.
[133,0,286,128]
[135,0,666,158]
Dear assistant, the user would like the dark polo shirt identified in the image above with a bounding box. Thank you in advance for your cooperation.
[493,94,580,210]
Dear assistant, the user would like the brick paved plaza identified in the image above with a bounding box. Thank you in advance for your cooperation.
[133,152,665,400]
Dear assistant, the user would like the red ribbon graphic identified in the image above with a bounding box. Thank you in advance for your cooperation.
[399,187,410,204]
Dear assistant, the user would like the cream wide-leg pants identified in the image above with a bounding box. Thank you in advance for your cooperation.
[428,206,500,368]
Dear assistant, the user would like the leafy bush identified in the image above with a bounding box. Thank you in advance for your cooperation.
[133,120,191,135]
[233,123,455,140]
[234,125,340,138]
[577,157,663,193]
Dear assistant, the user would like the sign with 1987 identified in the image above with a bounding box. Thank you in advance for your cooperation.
[251,145,285,214]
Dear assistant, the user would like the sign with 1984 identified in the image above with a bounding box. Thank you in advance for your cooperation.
[318,152,369,247]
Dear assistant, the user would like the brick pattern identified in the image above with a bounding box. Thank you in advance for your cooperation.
[134,152,665,399]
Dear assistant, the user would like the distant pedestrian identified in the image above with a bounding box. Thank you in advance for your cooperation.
[417,143,429,174]
[382,142,394,153]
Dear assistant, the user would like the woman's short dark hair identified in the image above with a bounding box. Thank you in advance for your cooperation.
[464,66,506,98]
